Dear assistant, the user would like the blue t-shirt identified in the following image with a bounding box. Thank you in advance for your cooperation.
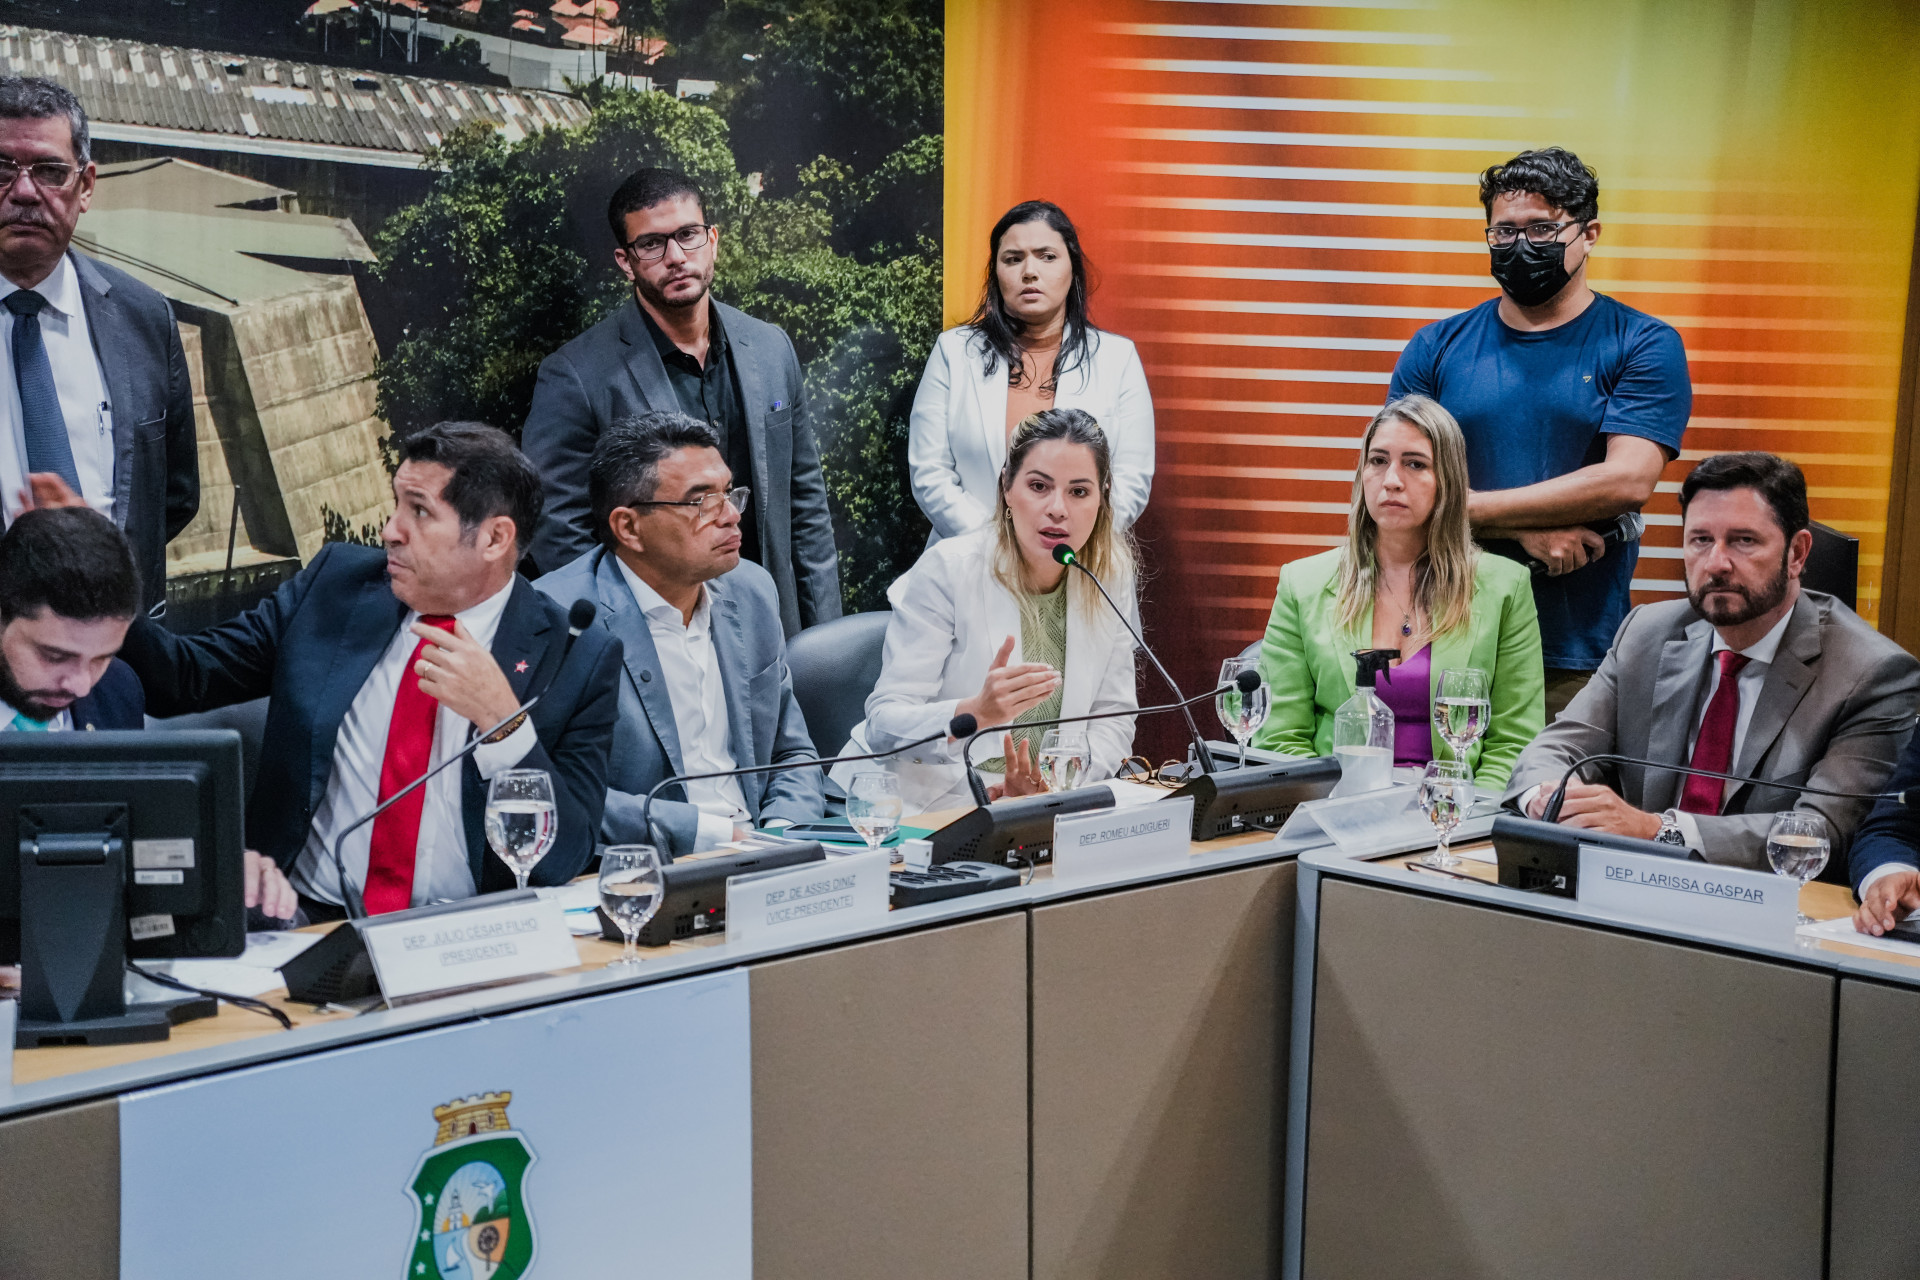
[1388,294,1690,671]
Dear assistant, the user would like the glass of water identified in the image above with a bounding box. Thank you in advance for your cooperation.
[1417,760,1475,870]
[598,844,664,967]
[1432,667,1492,765]
[484,768,558,891]
[1038,729,1090,792]
[846,771,903,854]
[1216,656,1271,768]
[1766,810,1831,925]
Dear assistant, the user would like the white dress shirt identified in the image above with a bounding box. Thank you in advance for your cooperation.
[292,579,538,908]
[0,698,69,732]
[614,557,746,852]
[1523,607,1794,849]
[0,256,113,522]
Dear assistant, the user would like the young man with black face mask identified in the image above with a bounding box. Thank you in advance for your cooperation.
[1389,148,1691,718]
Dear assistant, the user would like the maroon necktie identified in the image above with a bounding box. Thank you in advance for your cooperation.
[1679,650,1750,816]
[363,615,457,914]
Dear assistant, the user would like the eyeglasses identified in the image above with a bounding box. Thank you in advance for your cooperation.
[623,223,713,262]
[631,485,749,526]
[0,160,78,192]
[1484,219,1587,248]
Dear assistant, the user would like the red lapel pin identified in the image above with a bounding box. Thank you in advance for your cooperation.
[514,660,529,673]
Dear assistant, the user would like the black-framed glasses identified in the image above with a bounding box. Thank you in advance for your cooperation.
[1484,219,1587,248]
[632,485,749,526]
[623,223,713,262]
[0,160,78,192]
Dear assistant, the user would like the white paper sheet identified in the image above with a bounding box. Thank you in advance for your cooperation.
[536,879,608,935]
[1797,913,1920,957]
[152,930,324,997]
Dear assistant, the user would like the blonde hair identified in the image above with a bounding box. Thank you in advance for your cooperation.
[1334,394,1477,645]
[992,408,1136,621]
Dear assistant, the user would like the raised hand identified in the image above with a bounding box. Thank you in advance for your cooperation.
[957,635,1060,732]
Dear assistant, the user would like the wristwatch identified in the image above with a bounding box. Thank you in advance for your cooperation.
[1654,809,1687,847]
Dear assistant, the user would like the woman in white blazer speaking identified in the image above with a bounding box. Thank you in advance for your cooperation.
[908,200,1155,544]
[836,408,1141,813]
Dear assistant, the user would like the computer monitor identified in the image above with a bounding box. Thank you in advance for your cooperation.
[0,730,249,1046]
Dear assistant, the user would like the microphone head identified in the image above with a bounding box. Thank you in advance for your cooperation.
[1051,542,1077,567]
[1236,668,1262,693]
[949,712,979,739]
[568,598,597,634]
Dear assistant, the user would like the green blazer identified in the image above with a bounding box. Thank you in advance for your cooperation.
[1250,548,1545,788]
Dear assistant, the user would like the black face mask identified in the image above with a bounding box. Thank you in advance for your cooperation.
[1489,235,1573,307]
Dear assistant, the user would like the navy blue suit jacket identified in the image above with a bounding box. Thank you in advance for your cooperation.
[118,544,624,892]
[1849,728,1920,891]
[71,658,145,730]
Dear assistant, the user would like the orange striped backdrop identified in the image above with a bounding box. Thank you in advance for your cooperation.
[947,0,1920,751]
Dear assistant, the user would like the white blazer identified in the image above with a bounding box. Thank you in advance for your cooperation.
[908,325,1156,542]
[834,528,1141,814]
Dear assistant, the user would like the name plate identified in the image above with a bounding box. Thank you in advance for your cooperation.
[362,895,580,1001]
[1051,796,1195,886]
[1576,845,1798,942]
[727,847,890,946]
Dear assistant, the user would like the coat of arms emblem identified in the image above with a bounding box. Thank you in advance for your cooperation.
[403,1092,538,1279]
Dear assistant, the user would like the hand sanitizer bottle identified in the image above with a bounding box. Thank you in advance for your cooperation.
[1330,649,1399,797]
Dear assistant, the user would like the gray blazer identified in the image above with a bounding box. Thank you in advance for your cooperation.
[1503,590,1920,869]
[521,296,842,636]
[535,546,824,858]
[73,251,198,612]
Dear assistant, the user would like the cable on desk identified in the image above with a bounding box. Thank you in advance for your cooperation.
[126,961,293,1030]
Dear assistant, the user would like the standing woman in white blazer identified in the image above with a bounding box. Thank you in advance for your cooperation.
[836,409,1141,813]
[909,200,1155,543]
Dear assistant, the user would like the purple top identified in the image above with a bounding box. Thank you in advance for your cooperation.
[1374,644,1433,768]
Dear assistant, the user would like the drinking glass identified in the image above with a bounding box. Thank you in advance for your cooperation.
[1766,810,1831,926]
[1417,760,1475,870]
[846,771,903,853]
[1216,656,1271,768]
[484,768,557,891]
[1037,729,1090,792]
[1432,667,1492,765]
[598,844,664,967]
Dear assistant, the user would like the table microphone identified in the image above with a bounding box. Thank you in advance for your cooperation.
[1536,751,1903,825]
[638,713,980,845]
[1052,542,1216,774]
[326,595,598,919]
[960,671,1261,806]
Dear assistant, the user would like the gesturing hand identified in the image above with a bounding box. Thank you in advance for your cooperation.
[1514,526,1607,577]
[988,734,1046,801]
[243,849,299,923]
[412,620,521,731]
[16,471,86,513]
[958,636,1059,731]
[1854,868,1920,937]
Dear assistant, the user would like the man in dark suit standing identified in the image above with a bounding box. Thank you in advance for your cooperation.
[0,77,196,615]
[120,422,622,920]
[522,167,841,636]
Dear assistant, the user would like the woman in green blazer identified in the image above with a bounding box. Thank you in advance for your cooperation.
[1251,395,1545,787]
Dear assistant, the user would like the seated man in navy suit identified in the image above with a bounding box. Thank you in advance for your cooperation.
[120,422,623,919]
[0,504,296,923]
[536,411,822,859]
[1849,734,1920,936]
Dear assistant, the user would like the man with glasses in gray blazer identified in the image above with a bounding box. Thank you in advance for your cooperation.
[0,77,195,616]
[522,167,840,637]
[535,411,824,859]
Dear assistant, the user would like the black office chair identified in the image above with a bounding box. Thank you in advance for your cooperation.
[1803,521,1859,612]
[787,611,891,803]
[147,697,269,796]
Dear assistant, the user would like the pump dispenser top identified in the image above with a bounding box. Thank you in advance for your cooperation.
[1331,648,1400,796]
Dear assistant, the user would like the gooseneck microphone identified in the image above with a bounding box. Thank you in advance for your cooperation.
[326,596,598,919]
[1537,750,1905,825]
[1051,542,1217,775]
[638,714,980,845]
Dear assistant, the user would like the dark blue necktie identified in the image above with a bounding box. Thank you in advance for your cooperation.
[5,289,79,493]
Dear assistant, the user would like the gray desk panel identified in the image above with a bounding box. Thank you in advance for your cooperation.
[1030,862,1292,1280]
[0,1095,117,1280]
[1301,878,1834,1280]
[1832,977,1920,1280]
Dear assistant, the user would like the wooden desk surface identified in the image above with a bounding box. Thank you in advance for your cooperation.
[12,802,1277,1088]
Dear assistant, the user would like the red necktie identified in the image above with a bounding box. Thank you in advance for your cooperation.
[1679,650,1750,816]
[363,615,456,914]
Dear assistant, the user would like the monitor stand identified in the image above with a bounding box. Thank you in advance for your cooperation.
[15,806,180,1047]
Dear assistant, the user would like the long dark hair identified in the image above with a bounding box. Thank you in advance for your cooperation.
[966,201,1096,396]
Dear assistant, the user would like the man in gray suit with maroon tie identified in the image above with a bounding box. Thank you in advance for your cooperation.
[0,76,196,615]
[1504,452,1920,871]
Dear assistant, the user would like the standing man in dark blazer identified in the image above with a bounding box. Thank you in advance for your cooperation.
[0,77,196,615]
[522,167,840,636]
[120,422,622,919]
